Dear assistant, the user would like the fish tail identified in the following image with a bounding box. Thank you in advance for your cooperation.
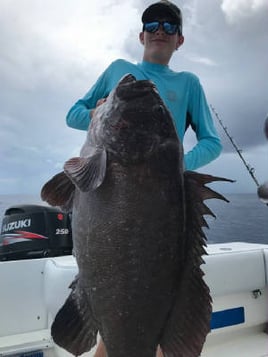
[51,279,98,356]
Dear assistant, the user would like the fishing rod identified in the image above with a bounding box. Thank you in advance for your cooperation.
[210,105,260,188]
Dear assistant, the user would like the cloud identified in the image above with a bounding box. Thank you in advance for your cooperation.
[221,0,268,24]
[0,0,267,194]
[186,55,217,66]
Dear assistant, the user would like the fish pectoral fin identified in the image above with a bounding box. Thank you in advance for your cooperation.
[51,279,98,356]
[41,171,75,211]
[64,149,107,191]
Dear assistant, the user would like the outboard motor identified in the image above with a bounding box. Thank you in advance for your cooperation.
[0,205,72,261]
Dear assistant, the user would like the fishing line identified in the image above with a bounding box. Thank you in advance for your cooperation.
[210,105,260,187]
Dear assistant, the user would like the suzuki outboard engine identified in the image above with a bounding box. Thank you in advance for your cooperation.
[0,205,72,261]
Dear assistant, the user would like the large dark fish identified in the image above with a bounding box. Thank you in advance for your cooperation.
[41,74,232,357]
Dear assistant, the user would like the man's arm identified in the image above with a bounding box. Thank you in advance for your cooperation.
[184,78,222,170]
[66,70,110,131]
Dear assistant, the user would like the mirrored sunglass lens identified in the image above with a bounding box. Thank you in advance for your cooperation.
[163,22,178,34]
[144,22,159,33]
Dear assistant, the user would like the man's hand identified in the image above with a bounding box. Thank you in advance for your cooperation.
[90,98,107,118]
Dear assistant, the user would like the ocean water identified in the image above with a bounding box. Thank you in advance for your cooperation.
[0,193,267,244]
[204,193,267,244]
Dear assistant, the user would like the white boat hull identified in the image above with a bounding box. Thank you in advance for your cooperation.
[1,242,268,357]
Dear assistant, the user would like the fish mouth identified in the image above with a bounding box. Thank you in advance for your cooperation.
[118,74,136,85]
[116,74,157,100]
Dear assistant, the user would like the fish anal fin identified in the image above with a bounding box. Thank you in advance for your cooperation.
[64,149,107,192]
[51,279,98,356]
[41,171,75,211]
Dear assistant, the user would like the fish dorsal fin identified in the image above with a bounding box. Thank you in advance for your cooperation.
[184,171,234,224]
[41,171,75,211]
[64,148,107,192]
[160,170,233,356]
[182,170,234,250]
[184,170,234,203]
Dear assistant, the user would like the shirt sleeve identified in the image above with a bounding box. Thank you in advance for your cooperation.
[66,67,112,131]
[184,77,222,170]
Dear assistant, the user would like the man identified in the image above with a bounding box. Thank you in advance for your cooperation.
[66,1,222,356]
[67,1,222,171]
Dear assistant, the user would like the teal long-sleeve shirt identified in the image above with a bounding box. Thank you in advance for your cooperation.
[66,59,222,170]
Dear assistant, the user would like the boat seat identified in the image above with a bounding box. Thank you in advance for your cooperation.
[203,242,268,356]
[0,259,48,337]
[43,256,78,321]
[203,249,266,296]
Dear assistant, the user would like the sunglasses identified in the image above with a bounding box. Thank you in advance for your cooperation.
[143,21,180,35]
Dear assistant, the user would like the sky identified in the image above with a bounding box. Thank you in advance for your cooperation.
[1,0,268,196]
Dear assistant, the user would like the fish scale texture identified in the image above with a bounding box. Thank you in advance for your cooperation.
[72,163,184,357]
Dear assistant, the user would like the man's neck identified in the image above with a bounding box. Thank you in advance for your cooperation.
[142,53,171,66]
